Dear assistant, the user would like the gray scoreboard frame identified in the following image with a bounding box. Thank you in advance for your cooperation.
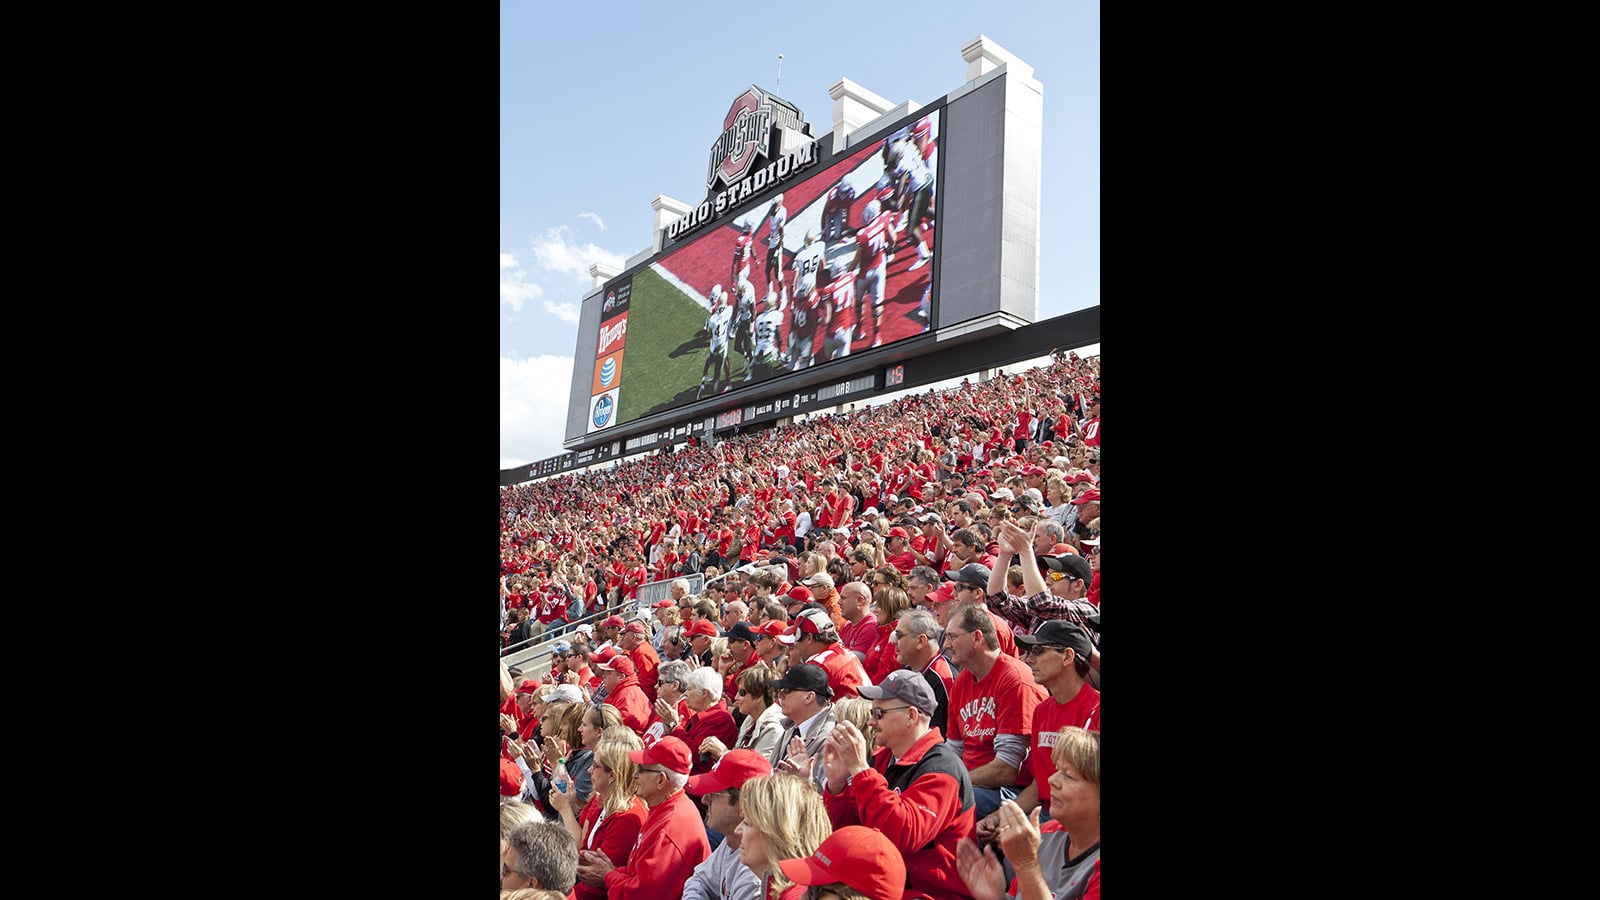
[558,65,1046,457]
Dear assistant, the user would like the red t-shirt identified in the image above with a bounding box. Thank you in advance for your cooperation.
[806,643,869,700]
[1030,681,1101,807]
[837,616,879,659]
[948,653,1046,786]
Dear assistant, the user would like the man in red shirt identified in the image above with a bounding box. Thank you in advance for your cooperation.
[595,654,653,736]
[619,620,661,703]
[578,736,710,899]
[1077,396,1100,447]
[940,564,1021,659]
[721,621,767,700]
[942,602,1047,821]
[974,619,1100,844]
[777,608,869,700]
[834,580,878,663]
[883,526,918,574]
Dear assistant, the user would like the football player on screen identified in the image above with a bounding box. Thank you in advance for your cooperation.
[819,262,858,361]
[762,193,787,302]
[821,179,857,244]
[751,292,785,379]
[698,284,735,399]
[850,198,899,349]
[732,221,755,287]
[894,122,936,270]
[787,265,821,371]
[790,229,826,313]
[732,279,758,381]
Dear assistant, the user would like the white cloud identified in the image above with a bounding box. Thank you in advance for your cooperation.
[500,252,543,312]
[543,301,580,323]
[501,353,577,469]
[531,226,626,282]
[578,212,607,230]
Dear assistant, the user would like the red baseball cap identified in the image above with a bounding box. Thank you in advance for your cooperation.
[592,646,620,666]
[755,620,789,639]
[601,615,626,628]
[1071,489,1101,505]
[624,621,648,635]
[629,735,693,774]
[652,599,675,609]
[778,826,906,900]
[685,749,773,795]
[684,619,719,639]
[1022,465,1047,476]
[500,757,524,797]
[927,582,957,604]
[887,526,910,539]
[1050,542,1079,556]
[513,678,543,695]
[787,586,813,605]
[598,654,636,677]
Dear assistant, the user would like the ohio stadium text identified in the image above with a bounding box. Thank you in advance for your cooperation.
[667,140,819,241]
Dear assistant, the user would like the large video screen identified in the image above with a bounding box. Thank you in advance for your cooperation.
[586,109,941,433]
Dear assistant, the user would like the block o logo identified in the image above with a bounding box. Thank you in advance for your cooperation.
[600,357,616,387]
[593,394,615,428]
[604,290,617,313]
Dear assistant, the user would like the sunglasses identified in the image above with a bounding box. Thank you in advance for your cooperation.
[869,705,913,720]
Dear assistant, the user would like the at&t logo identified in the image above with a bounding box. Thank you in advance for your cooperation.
[600,357,617,387]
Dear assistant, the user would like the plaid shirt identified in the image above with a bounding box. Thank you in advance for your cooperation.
[984,589,1101,646]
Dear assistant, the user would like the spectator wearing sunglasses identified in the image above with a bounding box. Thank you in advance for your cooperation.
[973,620,1099,846]
[980,521,1101,651]
[820,669,977,900]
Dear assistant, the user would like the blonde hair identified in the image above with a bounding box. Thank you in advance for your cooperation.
[500,661,516,700]
[737,774,832,895]
[593,726,643,818]
[499,799,540,841]
[1050,726,1100,789]
[831,696,872,736]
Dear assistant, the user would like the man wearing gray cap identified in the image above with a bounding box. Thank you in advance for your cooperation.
[820,669,977,899]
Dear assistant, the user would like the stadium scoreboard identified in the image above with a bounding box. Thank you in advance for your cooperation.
[531,38,1046,483]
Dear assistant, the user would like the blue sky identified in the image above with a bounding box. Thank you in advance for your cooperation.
[501,0,1099,468]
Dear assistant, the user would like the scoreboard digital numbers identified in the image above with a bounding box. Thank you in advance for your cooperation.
[886,364,905,387]
[717,408,744,429]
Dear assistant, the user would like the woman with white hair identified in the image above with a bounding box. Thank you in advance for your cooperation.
[668,665,738,776]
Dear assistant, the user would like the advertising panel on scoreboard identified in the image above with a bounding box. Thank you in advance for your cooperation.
[596,107,942,431]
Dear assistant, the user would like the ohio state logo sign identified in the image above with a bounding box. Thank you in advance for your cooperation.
[708,88,773,190]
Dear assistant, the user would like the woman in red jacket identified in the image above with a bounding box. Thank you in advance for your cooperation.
[864,586,912,685]
[550,727,649,900]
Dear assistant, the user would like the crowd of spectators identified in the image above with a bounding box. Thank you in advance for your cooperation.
[500,351,1100,899]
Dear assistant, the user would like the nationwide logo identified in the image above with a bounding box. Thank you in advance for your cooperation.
[598,312,629,356]
[593,394,614,427]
